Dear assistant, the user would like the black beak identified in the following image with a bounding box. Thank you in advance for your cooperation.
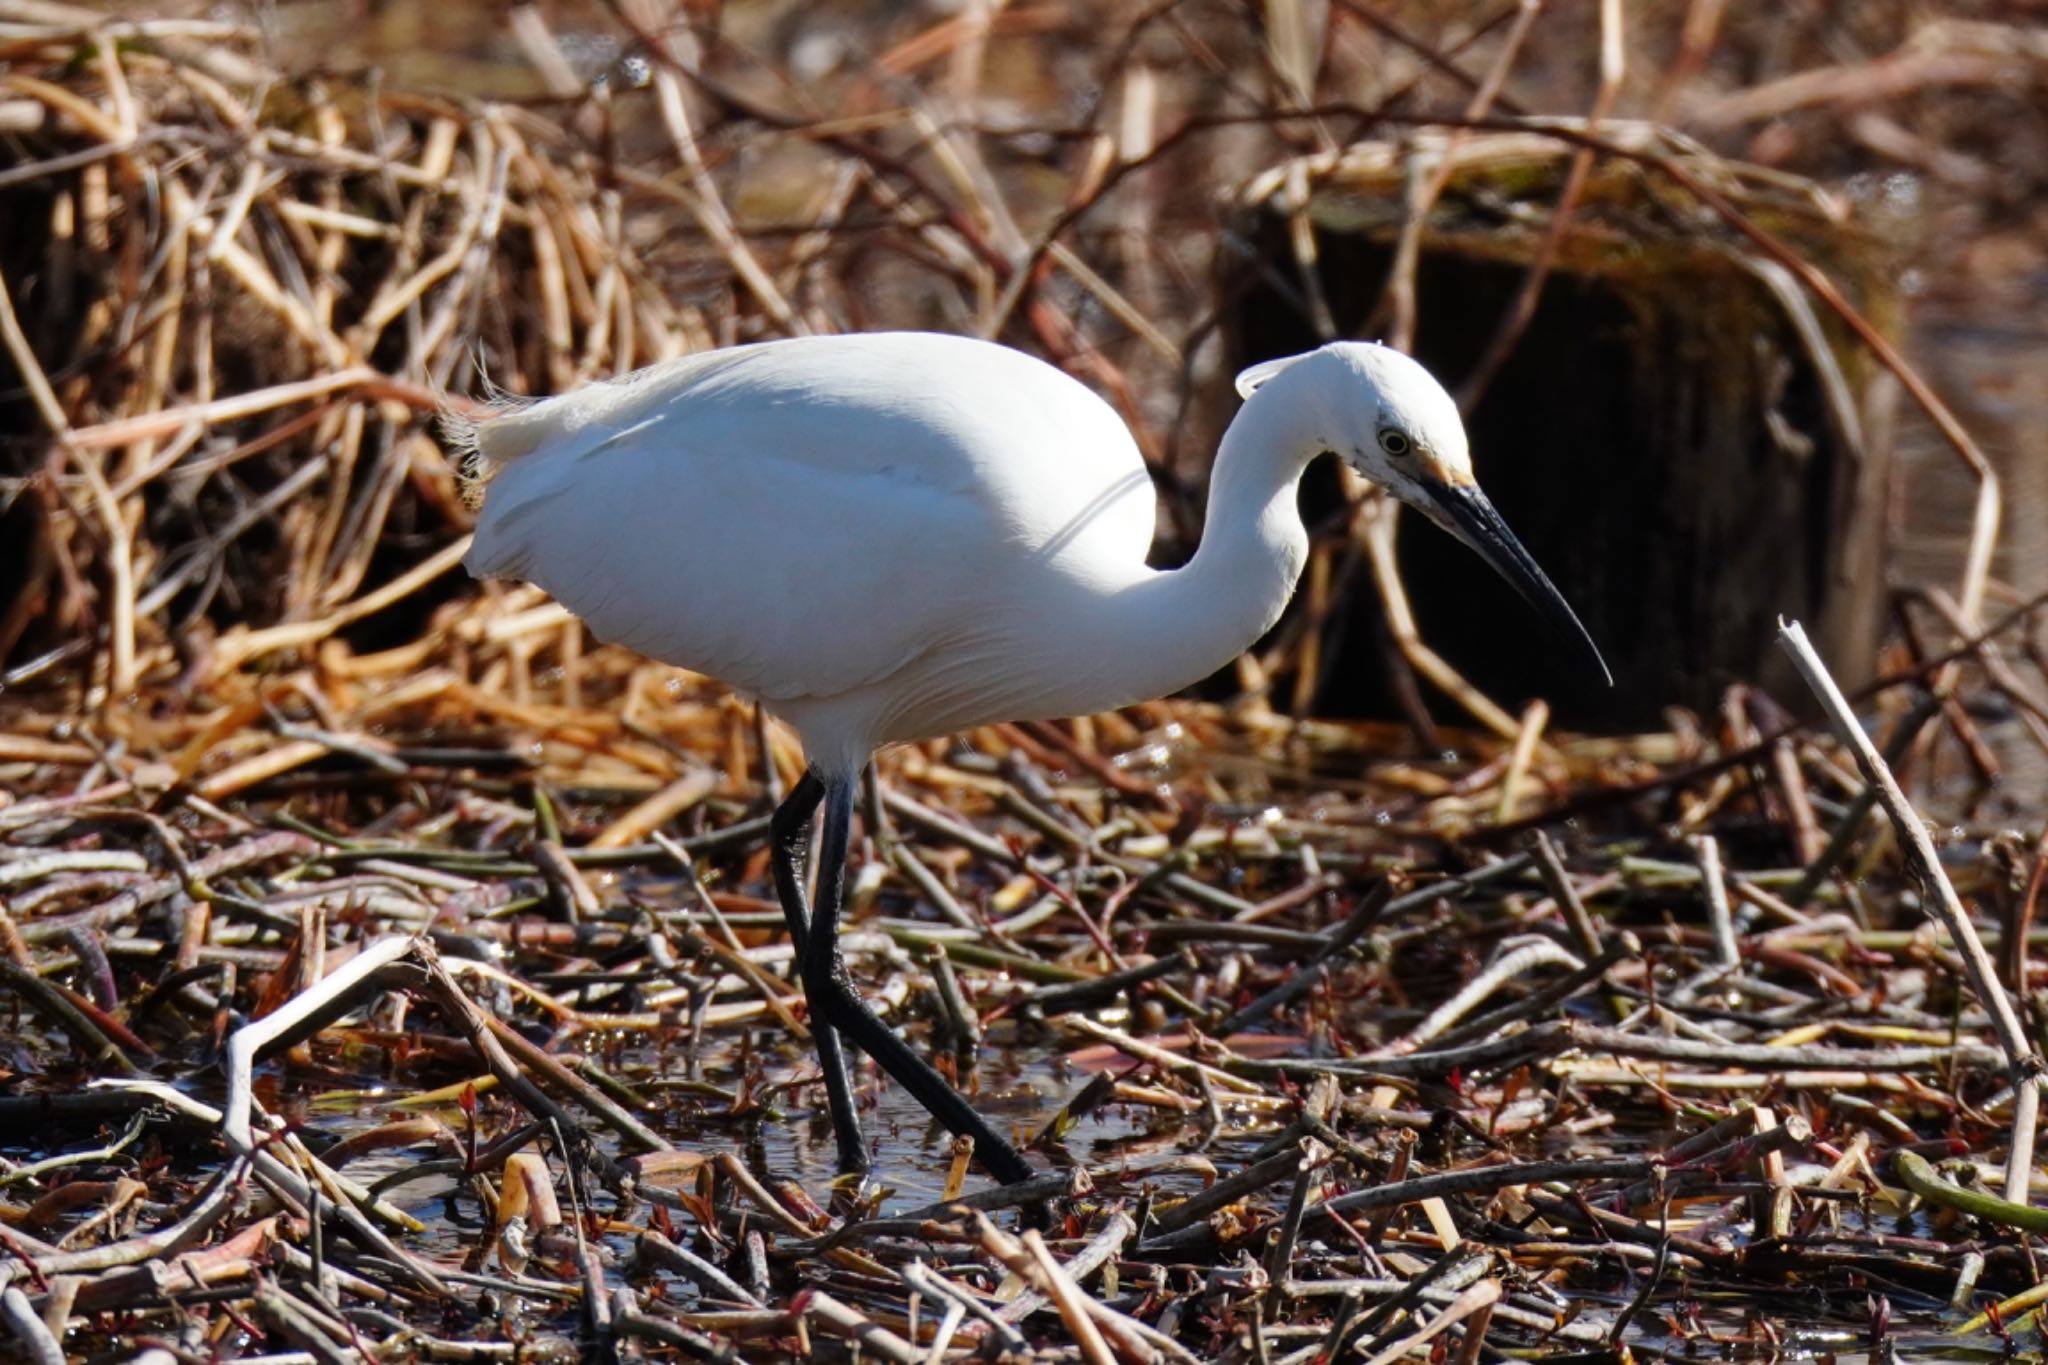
[1423,482,1612,687]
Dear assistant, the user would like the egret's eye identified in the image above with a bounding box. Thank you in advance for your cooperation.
[1377,428,1411,457]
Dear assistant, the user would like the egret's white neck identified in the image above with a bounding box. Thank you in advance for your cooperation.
[1092,379,1326,705]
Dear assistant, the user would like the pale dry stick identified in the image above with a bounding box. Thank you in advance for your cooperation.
[576,192,624,382]
[1275,527,1348,717]
[205,952,447,1295]
[994,1211,1138,1328]
[0,267,139,692]
[1572,1022,2002,1073]
[664,927,812,1043]
[889,843,984,934]
[0,70,126,142]
[1380,938,1586,1055]
[507,2,583,97]
[1361,497,1523,741]
[1730,255,1866,465]
[1449,1301,1497,1365]
[373,114,460,382]
[0,1114,146,1192]
[211,534,473,672]
[1,1142,236,1281]
[1493,699,1549,824]
[1417,935,1637,1056]
[0,248,133,679]
[1530,824,1640,1019]
[354,142,498,341]
[164,54,260,132]
[1783,689,1944,908]
[465,1001,670,1153]
[1651,0,1727,122]
[90,17,135,139]
[916,1290,969,1365]
[898,1262,1029,1356]
[221,936,416,1155]
[907,99,1030,263]
[107,223,264,496]
[1910,585,2048,757]
[65,367,448,451]
[305,404,369,610]
[1688,32,2026,130]
[0,113,154,187]
[413,140,514,393]
[1359,1279,1502,1365]
[121,178,193,491]
[1777,619,2041,1202]
[277,199,402,242]
[931,0,998,107]
[83,475,145,684]
[1311,1155,1651,1226]
[1381,0,1542,354]
[1060,1017,1266,1095]
[1766,729,1827,867]
[590,768,718,849]
[805,1292,922,1365]
[776,158,863,311]
[1691,835,1739,969]
[1286,154,1342,341]
[1262,1137,1330,1314]
[1045,241,1182,364]
[972,1215,1116,1365]
[37,1277,80,1347]
[527,144,611,322]
[1035,1229,1142,1364]
[1263,0,1324,109]
[2,1285,62,1365]
[203,156,272,269]
[136,456,330,617]
[1458,0,1624,406]
[648,65,803,336]
[783,1172,1091,1261]
[1357,72,1558,742]
[1239,1016,1999,1080]
[195,206,352,371]
[415,946,706,1222]
[702,1154,811,1239]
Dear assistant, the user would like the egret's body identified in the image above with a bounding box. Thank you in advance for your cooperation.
[459,331,1605,1185]
[469,334,1272,774]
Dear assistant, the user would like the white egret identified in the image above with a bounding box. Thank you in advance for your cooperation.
[456,330,1607,1185]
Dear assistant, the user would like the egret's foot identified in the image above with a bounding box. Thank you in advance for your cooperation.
[785,769,1037,1187]
[811,969,1035,1186]
[806,983,871,1174]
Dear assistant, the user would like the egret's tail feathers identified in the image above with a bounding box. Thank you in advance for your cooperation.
[443,391,543,511]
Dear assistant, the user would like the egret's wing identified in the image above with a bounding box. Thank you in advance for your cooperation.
[464,334,1156,703]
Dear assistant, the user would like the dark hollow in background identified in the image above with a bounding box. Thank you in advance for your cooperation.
[1228,214,1893,733]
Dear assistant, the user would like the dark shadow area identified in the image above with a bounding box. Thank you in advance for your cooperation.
[1228,214,1886,732]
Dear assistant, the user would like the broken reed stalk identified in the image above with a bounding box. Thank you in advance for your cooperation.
[1777,618,2043,1202]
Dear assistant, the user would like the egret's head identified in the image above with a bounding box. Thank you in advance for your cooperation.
[1237,342,1611,687]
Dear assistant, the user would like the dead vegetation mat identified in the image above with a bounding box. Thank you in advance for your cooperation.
[1,7,2047,1363]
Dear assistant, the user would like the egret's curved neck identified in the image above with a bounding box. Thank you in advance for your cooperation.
[1095,386,1324,704]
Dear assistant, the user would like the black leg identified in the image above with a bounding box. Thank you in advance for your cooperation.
[805,776,1036,1185]
[768,773,868,1174]
[768,773,825,957]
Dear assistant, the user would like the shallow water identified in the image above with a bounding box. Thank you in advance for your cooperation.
[306,1033,1262,1218]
